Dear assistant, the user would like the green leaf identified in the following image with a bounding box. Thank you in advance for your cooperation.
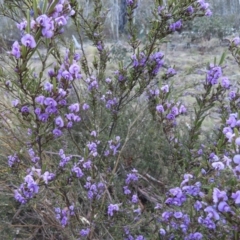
[26,9,30,33]
[42,0,49,13]
[218,51,226,65]
[214,56,216,65]
[33,0,38,18]
[234,128,239,138]
[53,77,57,92]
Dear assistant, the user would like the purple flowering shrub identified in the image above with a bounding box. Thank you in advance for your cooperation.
[2,0,240,239]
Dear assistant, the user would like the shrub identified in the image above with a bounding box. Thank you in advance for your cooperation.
[1,0,240,239]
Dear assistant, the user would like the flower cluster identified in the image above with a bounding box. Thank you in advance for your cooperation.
[197,0,212,16]
[28,148,40,163]
[101,90,118,112]
[108,203,120,217]
[8,153,20,167]
[55,205,75,227]
[14,167,55,204]
[12,0,75,59]
[148,51,164,76]
[14,173,39,204]
[59,149,72,167]
[8,0,235,239]
[156,100,187,122]
[169,20,182,32]
[84,177,106,200]
[104,136,121,156]
[206,64,222,85]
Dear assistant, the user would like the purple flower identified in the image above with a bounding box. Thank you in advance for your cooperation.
[149,88,160,97]
[42,171,55,184]
[11,41,21,59]
[186,232,203,240]
[198,216,216,229]
[17,20,27,31]
[97,41,103,51]
[149,52,164,75]
[126,0,134,6]
[55,116,64,128]
[42,22,54,38]
[86,76,99,90]
[108,204,119,216]
[65,113,81,122]
[54,3,63,14]
[174,211,183,219]
[125,172,138,184]
[83,160,92,169]
[58,88,67,97]
[80,228,90,237]
[197,0,210,10]
[166,67,177,77]
[233,37,240,46]
[38,113,49,122]
[123,186,131,195]
[61,216,68,227]
[186,6,194,15]
[82,103,90,110]
[21,34,36,48]
[72,166,84,178]
[226,114,237,127]
[21,106,29,113]
[12,99,19,107]
[231,191,240,204]
[156,104,164,113]
[229,90,236,100]
[204,206,220,220]
[213,188,228,203]
[180,174,193,187]
[35,95,45,105]
[14,190,26,204]
[55,16,67,26]
[218,201,231,212]
[36,14,49,27]
[74,53,81,61]
[221,77,230,89]
[161,85,169,93]
[166,113,175,120]
[105,78,111,83]
[69,63,81,78]
[91,130,97,137]
[234,165,240,177]
[48,69,55,77]
[205,9,212,16]
[235,137,240,146]
[233,154,240,164]
[206,65,222,85]
[8,154,19,167]
[131,194,138,203]
[45,105,58,114]
[131,54,139,67]
[169,187,182,198]
[135,236,145,240]
[159,228,166,236]
[44,97,57,107]
[212,161,225,171]
[171,106,179,116]
[44,82,53,92]
[169,20,182,32]
[62,70,73,81]
[68,103,80,113]
[194,200,202,211]
[53,128,62,137]
[162,211,172,221]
